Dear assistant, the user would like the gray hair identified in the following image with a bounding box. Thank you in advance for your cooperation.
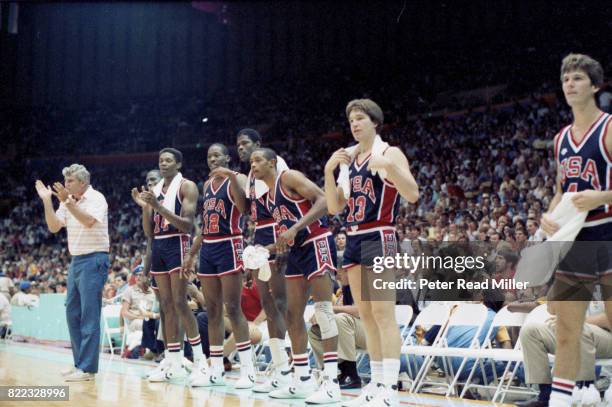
[62,164,91,184]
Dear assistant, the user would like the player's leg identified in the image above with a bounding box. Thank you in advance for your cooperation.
[169,272,206,368]
[221,271,256,388]
[548,275,590,406]
[148,273,181,381]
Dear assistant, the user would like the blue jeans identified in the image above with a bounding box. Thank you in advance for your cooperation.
[66,252,109,373]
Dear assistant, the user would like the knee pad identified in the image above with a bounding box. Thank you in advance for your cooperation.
[314,301,337,339]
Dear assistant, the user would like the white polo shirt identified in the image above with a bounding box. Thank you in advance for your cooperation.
[56,186,110,256]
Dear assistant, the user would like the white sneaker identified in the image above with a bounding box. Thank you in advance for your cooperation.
[64,369,95,382]
[234,371,256,389]
[145,357,171,380]
[183,357,194,373]
[365,385,399,407]
[253,368,293,393]
[189,370,226,387]
[305,378,342,404]
[61,366,77,377]
[341,381,380,407]
[269,375,318,399]
[148,362,187,382]
[187,360,209,386]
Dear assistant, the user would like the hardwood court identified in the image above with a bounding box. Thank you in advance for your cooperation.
[0,342,513,407]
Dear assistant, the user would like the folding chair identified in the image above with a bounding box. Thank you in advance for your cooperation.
[407,303,490,395]
[459,305,528,398]
[400,302,452,391]
[101,304,123,354]
[492,304,551,403]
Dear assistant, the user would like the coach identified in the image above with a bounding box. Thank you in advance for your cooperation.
[35,164,109,382]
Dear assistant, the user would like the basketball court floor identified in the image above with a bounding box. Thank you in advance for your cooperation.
[0,342,514,406]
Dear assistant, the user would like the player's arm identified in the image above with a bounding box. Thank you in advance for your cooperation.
[374,147,419,203]
[150,181,198,234]
[324,148,351,215]
[585,312,611,330]
[541,133,564,236]
[230,173,249,214]
[284,170,328,232]
[571,122,612,210]
[142,237,153,276]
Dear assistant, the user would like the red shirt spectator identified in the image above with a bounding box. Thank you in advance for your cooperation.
[241,279,262,321]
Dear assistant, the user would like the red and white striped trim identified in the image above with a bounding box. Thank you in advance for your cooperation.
[255,219,275,228]
[150,266,182,276]
[203,234,243,243]
[568,112,607,152]
[154,233,190,240]
[346,223,395,236]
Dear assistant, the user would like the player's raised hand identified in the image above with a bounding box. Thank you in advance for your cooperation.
[139,190,159,208]
[324,148,352,173]
[131,186,148,208]
[208,167,235,180]
[52,182,70,202]
[35,180,53,200]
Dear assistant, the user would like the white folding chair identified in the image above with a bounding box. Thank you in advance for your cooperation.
[101,304,123,354]
[459,305,528,398]
[492,304,551,403]
[400,302,452,391]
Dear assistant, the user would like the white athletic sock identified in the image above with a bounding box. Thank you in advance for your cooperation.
[269,338,290,371]
[549,377,574,407]
[293,353,310,379]
[210,345,224,375]
[188,335,206,364]
[236,340,254,374]
[323,352,338,380]
[370,360,383,385]
[383,358,400,388]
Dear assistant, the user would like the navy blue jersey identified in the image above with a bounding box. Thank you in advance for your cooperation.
[345,150,401,231]
[555,113,612,226]
[154,179,188,237]
[248,173,275,227]
[202,176,242,238]
[266,171,330,247]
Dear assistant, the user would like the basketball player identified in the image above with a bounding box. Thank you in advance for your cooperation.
[133,169,188,377]
[136,148,207,382]
[540,54,612,407]
[251,148,342,404]
[324,99,419,407]
[236,128,292,392]
[182,143,256,389]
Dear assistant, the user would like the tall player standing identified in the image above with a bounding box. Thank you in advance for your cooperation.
[251,148,342,404]
[137,148,207,382]
[540,54,612,407]
[236,128,292,393]
[182,143,256,389]
[324,99,419,407]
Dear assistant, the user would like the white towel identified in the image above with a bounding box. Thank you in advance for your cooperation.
[515,192,587,286]
[242,245,272,281]
[152,172,183,229]
[337,134,389,199]
[245,156,289,199]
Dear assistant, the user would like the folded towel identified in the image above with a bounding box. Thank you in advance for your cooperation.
[242,245,272,281]
[515,192,587,286]
[245,156,289,199]
[337,134,389,199]
[152,172,183,229]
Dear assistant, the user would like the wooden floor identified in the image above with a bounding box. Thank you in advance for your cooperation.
[0,342,513,406]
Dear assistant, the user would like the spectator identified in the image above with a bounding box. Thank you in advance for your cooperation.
[11,281,40,307]
[0,293,11,338]
[120,269,157,357]
[0,270,16,301]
